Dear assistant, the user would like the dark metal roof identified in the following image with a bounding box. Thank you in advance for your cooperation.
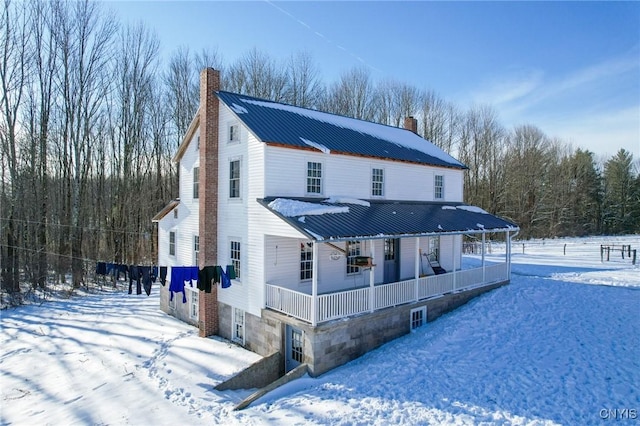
[258,197,519,242]
[216,91,467,169]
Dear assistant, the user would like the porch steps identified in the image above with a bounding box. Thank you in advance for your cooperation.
[233,363,309,410]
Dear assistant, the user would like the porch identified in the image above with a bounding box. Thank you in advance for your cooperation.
[266,261,509,325]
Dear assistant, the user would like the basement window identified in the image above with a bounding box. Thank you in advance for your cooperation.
[410,306,427,330]
[233,308,245,344]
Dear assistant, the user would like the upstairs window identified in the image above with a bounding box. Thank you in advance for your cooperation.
[229,160,240,198]
[300,242,313,281]
[434,175,444,200]
[193,235,200,266]
[372,168,384,197]
[307,162,322,194]
[229,124,240,143]
[193,167,199,199]
[169,231,176,256]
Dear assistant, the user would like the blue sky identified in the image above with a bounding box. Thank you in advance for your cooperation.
[109,1,640,159]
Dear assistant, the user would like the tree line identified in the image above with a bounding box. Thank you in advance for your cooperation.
[1,0,639,295]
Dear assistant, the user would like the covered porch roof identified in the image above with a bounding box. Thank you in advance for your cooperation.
[258,197,519,242]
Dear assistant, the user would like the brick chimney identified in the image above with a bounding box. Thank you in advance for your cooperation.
[198,68,220,337]
[404,116,418,134]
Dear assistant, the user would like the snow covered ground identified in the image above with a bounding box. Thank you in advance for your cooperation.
[1,235,638,425]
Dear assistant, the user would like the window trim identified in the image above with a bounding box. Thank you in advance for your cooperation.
[193,235,200,266]
[346,240,362,275]
[306,161,323,195]
[434,174,444,200]
[228,123,240,144]
[300,241,313,282]
[193,166,199,200]
[229,159,241,199]
[230,239,241,281]
[410,306,427,330]
[187,287,199,321]
[169,231,176,257]
[371,167,384,197]
[233,307,245,344]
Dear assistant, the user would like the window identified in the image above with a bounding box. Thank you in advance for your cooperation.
[434,174,444,200]
[168,291,176,310]
[346,240,361,274]
[300,242,313,281]
[410,306,427,330]
[372,168,384,197]
[229,124,239,143]
[230,240,241,280]
[188,288,199,321]
[290,328,304,363]
[193,167,199,199]
[173,208,178,219]
[169,231,176,256]
[196,135,200,150]
[233,308,244,343]
[306,162,322,194]
[229,160,240,198]
[194,235,200,266]
[384,238,396,261]
[428,236,440,262]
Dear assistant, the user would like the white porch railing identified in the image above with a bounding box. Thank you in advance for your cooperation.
[265,263,509,325]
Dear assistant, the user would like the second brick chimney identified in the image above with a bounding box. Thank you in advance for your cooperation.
[404,116,418,134]
[198,68,220,337]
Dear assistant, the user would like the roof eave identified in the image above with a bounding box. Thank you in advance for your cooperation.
[173,110,200,163]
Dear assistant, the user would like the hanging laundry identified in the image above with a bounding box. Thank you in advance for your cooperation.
[169,266,199,303]
[220,266,231,289]
[96,262,107,276]
[129,265,142,295]
[226,264,236,280]
[115,264,128,281]
[197,266,219,293]
[159,267,167,286]
[139,266,153,296]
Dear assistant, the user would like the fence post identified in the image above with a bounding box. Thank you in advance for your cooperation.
[633,249,637,266]
[607,247,610,261]
[564,244,566,256]
[600,245,604,262]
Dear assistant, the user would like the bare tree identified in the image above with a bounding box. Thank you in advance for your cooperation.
[285,50,323,108]
[419,90,460,154]
[53,0,117,287]
[0,0,31,293]
[323,66,375,120]
[226,47,288,102]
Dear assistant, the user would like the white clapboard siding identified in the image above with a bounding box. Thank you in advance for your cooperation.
[264,145,464,202]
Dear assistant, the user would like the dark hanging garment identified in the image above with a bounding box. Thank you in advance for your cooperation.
[226,264,236,280]
[96,262,107,276]
[140,266,153,296]
[198,266,217,293]
[159,267,168,286]
[151,266,158,283]
[129,265,142,295]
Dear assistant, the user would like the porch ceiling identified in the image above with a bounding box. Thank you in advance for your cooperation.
[258,197,519,242]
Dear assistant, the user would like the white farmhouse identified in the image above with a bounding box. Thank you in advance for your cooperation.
[153,68,519,377]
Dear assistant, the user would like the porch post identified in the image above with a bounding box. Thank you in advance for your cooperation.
[311,241,318,326]
[452,236,457,290]
[482,232,486,283]
[506,230,511,277]
[414,237,420,301]
[369,243,375,312]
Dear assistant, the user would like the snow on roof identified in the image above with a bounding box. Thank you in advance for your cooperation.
[442,205,489,214]
[325,197,371,207]
[230,103,248,114]
[300,137,330,154]
[268,198,349,217]
[240,97,463,167]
